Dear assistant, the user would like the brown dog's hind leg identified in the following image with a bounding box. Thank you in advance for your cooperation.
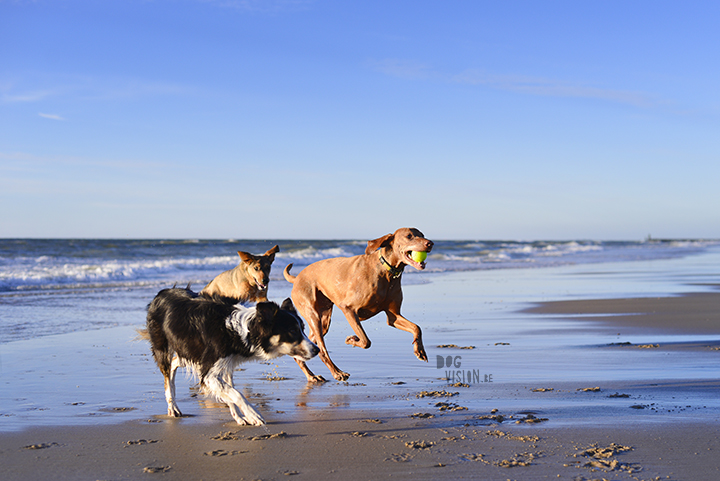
[313,332,351,382]
[296,333,349,382]
[293,296,350,382]
[386,312,428,362]
[316,307,351,381]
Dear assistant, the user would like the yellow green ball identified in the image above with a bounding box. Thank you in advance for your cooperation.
[411,251,428,263]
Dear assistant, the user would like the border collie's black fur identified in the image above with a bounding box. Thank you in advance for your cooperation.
[146,287,319,425]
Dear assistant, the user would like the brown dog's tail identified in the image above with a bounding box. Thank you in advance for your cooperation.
[283,264,296,284]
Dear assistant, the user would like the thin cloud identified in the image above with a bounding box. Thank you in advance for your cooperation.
[373,59,659,109]
[453,69,657,108]
[369,59,435,80]
[201,0,314,13]
[2,90,55,103]
[2,73,191,105]
[39,113,66,121]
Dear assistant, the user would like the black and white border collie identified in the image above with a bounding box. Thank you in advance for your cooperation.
[146,287,319,425]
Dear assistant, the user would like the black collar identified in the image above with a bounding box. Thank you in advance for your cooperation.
[378,252,403,279]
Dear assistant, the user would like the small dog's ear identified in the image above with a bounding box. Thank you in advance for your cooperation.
[265,245,280,262]
[238,251,254,264]
[280,298,296,313]
[366,233,393,255]
[256,301,279,323]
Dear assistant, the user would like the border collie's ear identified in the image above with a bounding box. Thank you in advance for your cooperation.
[256,301,279,323]
[280,298,296,313]
[264,245,280,262]
[366,233,393,255]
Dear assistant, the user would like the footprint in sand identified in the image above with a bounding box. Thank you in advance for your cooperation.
[359,418,383,424]
[416,390,459,398]
[574,443,641,474]
[405,440,435,449]
[437,344,476,349]
[514,414,549,424]
[125,439,158,447]
[385,452,413,462]
[410,412,435,418]
[204,449,247,456]
[435,401,468,411]
[143,466,171,473]
[212,431,242,441]
[448,382,470,388]
[248,431,288,441]
[23,442,59,450]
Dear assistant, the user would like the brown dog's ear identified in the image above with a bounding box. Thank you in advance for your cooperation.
[366,233,394,255]
[264,245,279,262]
[237,251,255,264]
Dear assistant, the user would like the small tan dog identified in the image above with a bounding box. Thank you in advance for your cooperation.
[283,228,433,382]
[201,245,279,303]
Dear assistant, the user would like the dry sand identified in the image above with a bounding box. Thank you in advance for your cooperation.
[2,283,720,480]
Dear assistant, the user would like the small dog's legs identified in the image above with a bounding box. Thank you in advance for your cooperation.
[164,356,183,417]
[204,375,265,426]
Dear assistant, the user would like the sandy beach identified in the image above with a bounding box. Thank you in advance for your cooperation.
[2,253,720,480]
[2,401,718,481]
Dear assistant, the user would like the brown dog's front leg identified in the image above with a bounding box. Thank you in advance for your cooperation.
[295,358,327,383]
[387,312,428,362]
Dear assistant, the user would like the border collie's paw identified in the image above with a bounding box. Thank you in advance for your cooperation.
[235,405,265,426]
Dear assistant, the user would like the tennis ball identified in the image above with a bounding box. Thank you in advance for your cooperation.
[411,251,428,263]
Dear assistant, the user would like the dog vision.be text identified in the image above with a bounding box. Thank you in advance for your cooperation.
[436,355,492,385]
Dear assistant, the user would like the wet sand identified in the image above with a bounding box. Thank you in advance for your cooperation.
[2,260,720,480]
[2,405,719,481]
[523,289,720,335]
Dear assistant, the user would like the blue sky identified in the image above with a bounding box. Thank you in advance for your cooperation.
[2,0,719,240]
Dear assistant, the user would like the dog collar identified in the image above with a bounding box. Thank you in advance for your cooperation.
[378,252,403,279]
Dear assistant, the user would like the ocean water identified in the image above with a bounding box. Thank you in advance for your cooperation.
[0,238,717,344]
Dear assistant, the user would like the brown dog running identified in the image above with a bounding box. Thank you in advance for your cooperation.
[201,245,279,303]
[283,228,433,382]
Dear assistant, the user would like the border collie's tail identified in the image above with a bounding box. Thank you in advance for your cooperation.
[283,264,296,284]
[135,327,150,341]
[137,283,199,342]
